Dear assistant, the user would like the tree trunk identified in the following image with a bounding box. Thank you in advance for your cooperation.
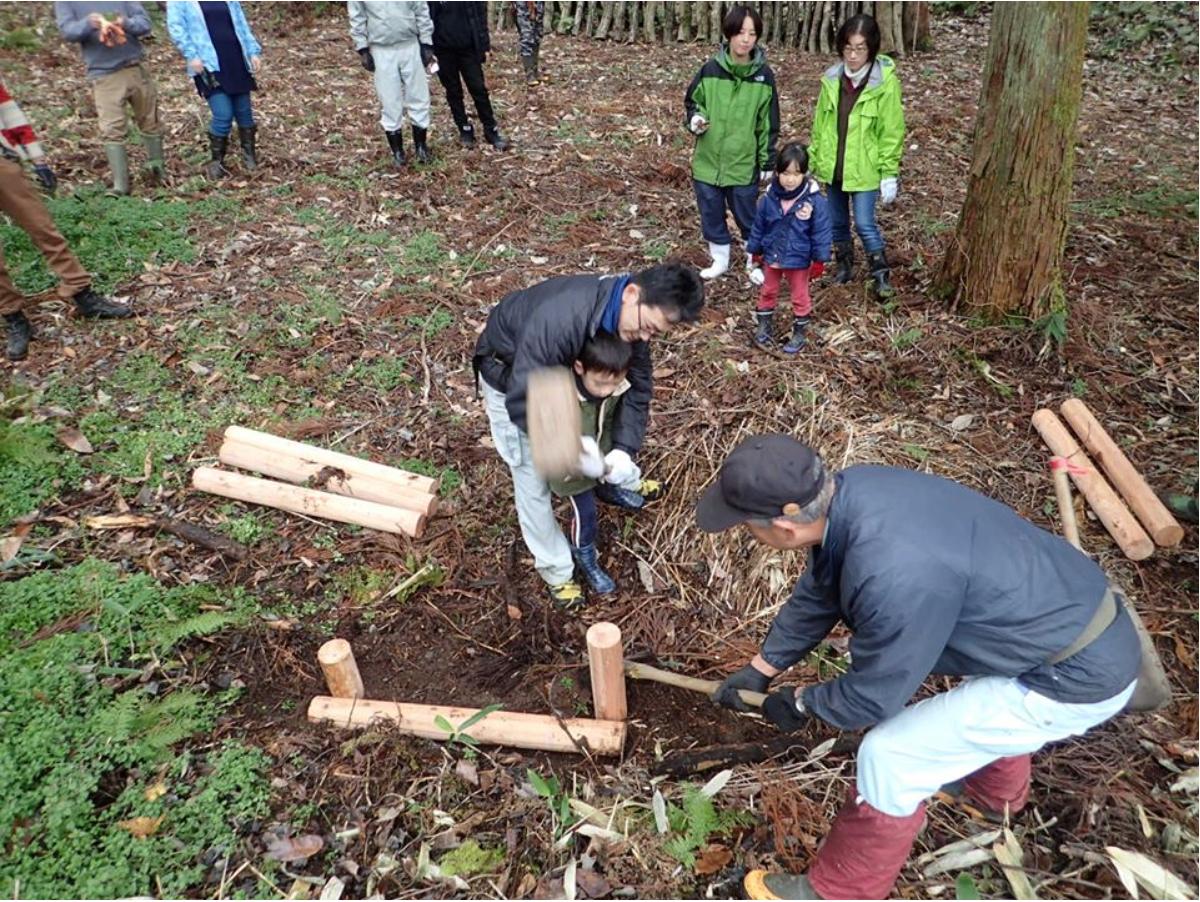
[644,1,658,42]
[709,1,723,45]
[933,2,1089,321]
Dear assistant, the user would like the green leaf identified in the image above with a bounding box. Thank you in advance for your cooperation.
[955,873,982,900]
[457,703,502,732]
[459,734,479,747]
[433,715,455,735]
[527,768,553,798]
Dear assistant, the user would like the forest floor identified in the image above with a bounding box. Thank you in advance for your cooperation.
[0,4,1197,899]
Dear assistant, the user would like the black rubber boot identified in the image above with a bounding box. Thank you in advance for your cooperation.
[205,133,229,180]
[594,483,646,510]
[783,316,810,354]
[73,287,133,319]
[523,54,539,85]
[411,124,432,164]
[570,544,616,595]
[385,129,406,167]
[744,869,824,900]
[832,240,854,284]
[458,122,477,147]
[753,310,773,347]
[868,250,896,299]
[5,312,31,361]
[485,128,511,151]
[237,125,257,171]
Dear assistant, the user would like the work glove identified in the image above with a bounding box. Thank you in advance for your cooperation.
[358,48,375,72]
[419,43,436,68]
[763,686,809,733]
[711,663,772,713]
[746,253,765,287]
[577,436,606,480]
[809,261,825,279]
[758,169,773,185]
[602,448,640,488]
[32,163,57,195]
[688,114,708,135]
[880,176,898,206]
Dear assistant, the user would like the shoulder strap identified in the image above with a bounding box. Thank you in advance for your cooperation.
[1047,588,1117,666]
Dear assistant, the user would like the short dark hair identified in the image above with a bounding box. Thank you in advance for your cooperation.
[722,5,762,42]
[776,142,809,174]
[837,14,881,63]
[631,262,705,323]
[578,333,633,375]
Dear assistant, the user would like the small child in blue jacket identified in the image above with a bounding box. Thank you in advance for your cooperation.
[746,143,832,353]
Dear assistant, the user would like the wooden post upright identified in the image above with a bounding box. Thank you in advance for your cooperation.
[318,638,365,699]
[586,622,627,722]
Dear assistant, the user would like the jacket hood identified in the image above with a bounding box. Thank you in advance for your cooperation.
[822,54,895,90]
[718,43,767,77]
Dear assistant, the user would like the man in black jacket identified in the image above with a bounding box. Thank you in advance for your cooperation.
[427,2,509,150]
[698,434,1141,900]
[475,262,703,605]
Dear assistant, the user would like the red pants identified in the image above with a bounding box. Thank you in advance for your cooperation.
[756,266,811,317]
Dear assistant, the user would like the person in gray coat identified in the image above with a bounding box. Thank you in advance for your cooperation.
[348,0,435,166]
[700,434,1142,900]
[55,1,165,194]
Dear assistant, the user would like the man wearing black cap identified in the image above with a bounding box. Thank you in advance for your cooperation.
[697,434,1142,900]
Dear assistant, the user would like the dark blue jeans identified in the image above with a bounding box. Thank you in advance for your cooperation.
[568,490,598,548]
[694,179,759,245]
[828,182,884,253]
[207,91,255,137]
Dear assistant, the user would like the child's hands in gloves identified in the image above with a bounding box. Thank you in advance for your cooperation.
[602,449,641,488]
[577,437,607,480]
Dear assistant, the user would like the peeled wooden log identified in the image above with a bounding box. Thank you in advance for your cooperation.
[192,467,425,537]
[318,639,365,699]
[219,438,438,516]
[307,696,626,756]
[586,622,627,721]
[1031,410,1153,560]
[526,368,583,480]
[225,425,438,495]
[1060,398,1184,547]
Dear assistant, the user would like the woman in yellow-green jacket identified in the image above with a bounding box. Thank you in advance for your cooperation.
[808,14,905,298]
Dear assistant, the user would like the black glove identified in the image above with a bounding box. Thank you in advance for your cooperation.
[711,663,772,713]
[419,43,436,68]
[763,687,808,733]
[358,48,375,72]
[33,163,57,195]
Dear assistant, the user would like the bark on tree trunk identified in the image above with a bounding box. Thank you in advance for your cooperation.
[933,2,1089,321]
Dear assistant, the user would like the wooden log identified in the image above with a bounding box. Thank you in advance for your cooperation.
[307,696,626,755]
[652,733,862,779]
[192,467,425,538]
[1030,410,1154,560]
[224,425,438,495]
[318,638,365,699]
[624,660,767,708]
[526,367,584,480]
[586,622,627,721]
[1060,398,1184,547]
[219,438,438,517]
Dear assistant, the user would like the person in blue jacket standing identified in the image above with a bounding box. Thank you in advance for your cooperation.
[166,0,262,179]
[700,434,1141,901]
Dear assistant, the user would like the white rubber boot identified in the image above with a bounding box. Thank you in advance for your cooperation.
[699,242,731,280]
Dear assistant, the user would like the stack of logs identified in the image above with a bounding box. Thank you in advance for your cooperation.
[308,623,629,756]
[192,426,438,538]
[1032,399,1184,560]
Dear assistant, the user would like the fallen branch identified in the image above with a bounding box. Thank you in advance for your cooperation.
[652,733,860,779]
[84,513,249,561]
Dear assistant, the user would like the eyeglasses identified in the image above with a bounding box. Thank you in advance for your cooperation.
[843,44,869,55]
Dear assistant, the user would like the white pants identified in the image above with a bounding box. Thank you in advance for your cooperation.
[481,379,573,586]
[371,42,431,131]
[856,676,1136,816]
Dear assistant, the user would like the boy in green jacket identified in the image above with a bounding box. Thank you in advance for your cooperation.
[808,14,905,298]
[684,5,779,285]
[547,334,662,600]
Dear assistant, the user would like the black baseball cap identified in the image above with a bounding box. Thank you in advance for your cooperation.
[696,434,826,532]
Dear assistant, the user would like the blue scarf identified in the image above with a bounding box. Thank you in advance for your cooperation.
[599,275,631,335]
[770,178,810,202]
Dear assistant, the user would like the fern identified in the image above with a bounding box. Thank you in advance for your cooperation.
[150,610,242,649]
[662,785,755,868]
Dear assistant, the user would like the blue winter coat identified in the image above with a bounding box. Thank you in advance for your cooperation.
[166,1,260,75]
[745,178,832,270]
[761,465,1141,731]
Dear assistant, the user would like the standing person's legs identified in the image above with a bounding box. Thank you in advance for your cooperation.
[93,68,133,194]
[228,92,255,129]
[727,183,760,243]
[480,380,574,587]
[129,64,166,183]
[850,188,883,253]
[206,90,235,136]
[785,268,812,317]
[0,158,91,302]
[371,44,408,132]
[228,92,257,169]
[393,42,431,129]
[694,180,733,279]
[801,676,1136,899]
[755,266,783,313]
[459,51,499,137]
[827,180,852,243]
[567,488,615,594]
[435,49,471,131]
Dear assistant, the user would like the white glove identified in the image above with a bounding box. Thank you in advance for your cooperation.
[746,253,765,286]
[758,169,773,185]
[577,437,606,480]
[603,448,641,489]
[689,114,709,135]
[880,176,898,206]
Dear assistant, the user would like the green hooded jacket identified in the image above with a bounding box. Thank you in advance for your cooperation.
[684,45,780,188]
[809,55,905,192]
[548,381,627,498]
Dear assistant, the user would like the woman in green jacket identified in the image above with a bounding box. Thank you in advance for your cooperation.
[808,14,905,298]
[684,5,780,283]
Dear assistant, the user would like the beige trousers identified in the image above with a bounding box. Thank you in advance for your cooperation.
[93,63,161,142]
